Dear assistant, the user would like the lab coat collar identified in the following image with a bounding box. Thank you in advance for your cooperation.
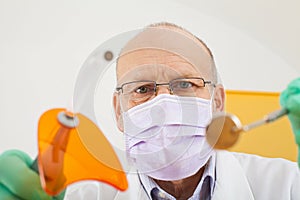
[113,150,256,200]
[212,150,255,200]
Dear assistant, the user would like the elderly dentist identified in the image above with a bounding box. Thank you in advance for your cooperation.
[1,22,300,200]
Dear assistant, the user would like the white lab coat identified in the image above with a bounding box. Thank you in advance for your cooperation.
[65,151,300,200]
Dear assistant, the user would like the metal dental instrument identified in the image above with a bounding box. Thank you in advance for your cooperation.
[206,108,288,149]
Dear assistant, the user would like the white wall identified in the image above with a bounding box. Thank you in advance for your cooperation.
[0,0,299,157]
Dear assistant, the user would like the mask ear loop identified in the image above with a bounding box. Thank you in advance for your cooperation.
[202,86,217,160]
[209,86,216,113]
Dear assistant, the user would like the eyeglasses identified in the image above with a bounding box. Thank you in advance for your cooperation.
[116,77,215,104]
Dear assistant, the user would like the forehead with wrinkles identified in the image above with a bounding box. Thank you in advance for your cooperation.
[116,25,215,84]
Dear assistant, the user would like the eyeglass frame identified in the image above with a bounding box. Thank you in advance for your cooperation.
[115,77,216,96]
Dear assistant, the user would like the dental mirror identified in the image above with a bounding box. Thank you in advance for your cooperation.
[206,108,288,149]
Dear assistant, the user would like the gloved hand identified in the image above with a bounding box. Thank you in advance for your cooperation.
[280,77,300,167]
[0,149,65,200]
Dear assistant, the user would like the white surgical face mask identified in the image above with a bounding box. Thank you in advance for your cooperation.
[122,94,214,181]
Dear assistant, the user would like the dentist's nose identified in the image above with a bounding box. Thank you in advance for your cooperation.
[155,85,173,95]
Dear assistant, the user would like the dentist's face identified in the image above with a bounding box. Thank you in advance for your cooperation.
[113,48,225,132]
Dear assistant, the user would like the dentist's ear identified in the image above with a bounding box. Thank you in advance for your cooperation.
[113,92,124,132]
[213,84,225,112]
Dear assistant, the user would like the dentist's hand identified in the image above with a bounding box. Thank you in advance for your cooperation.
[0,150,65,200]
[280,78,300,167]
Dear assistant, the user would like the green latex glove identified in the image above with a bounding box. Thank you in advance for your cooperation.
[280,77,300,167]
[0,150,65,200]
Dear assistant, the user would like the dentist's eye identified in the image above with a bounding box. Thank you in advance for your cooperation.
[178,81,192,89]
[136,86,149,93]
[135,85,155,94]
[172,81,193,90]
